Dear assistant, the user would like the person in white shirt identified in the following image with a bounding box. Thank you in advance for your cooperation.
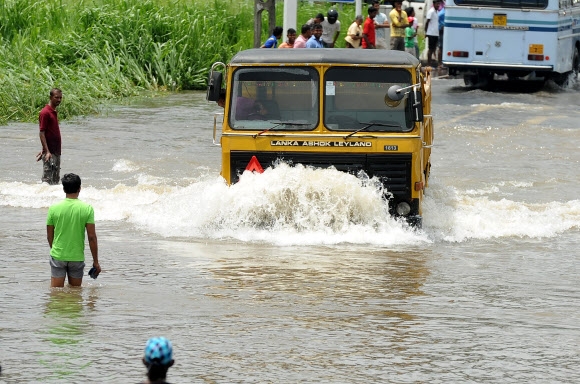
[320,9,341,47]
[425,0,441,66]
[372,0,390,49]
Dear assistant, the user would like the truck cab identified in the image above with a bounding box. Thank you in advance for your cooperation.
[207,49,433,226]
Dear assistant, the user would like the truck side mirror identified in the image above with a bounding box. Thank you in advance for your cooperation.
[386,85,405,102]
[385,85,404,107]
[386,84,423,122]
[206,71,223,102]
[409,88,423,122]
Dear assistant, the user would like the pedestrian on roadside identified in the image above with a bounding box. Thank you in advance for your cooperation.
[372,0,390,49]
[46,173,100,288]
[306,24,324,48]
[293,24,312,48]
[37,88,62,185]
[345,15,364,48]
[320,9,341,47]
[405,7,420,58]
[279,28,297,48]
[425,0,441,66]
[261,26,283,48]
[438,1,446,67]
[388,1,408,51]
[140,337,175,384]
[362,5,378,49]
[306,13,325,29]
[404,16,417,57]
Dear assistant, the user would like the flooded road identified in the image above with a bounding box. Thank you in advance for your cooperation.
[1,78,579,383]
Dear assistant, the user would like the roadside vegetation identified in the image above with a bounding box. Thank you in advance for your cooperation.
[2,0,408,124]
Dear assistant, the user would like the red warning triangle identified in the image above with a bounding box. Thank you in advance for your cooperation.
[245,156,264,173]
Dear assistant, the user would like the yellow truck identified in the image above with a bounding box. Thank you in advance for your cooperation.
[207,49,433,226]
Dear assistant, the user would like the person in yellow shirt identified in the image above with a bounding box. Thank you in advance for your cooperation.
[388,1,408,51]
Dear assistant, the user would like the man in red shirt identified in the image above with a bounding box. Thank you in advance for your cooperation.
[37,88,62,185]
[362,6,378,49]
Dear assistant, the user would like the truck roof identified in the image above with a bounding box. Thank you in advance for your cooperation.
[229,48,420,66]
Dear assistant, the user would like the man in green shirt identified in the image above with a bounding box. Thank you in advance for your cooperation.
[47,173,101,287]
[404,17,417,57]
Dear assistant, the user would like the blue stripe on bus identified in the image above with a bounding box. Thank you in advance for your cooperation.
[445,22,559,32]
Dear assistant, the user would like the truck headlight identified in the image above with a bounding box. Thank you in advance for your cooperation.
[396,202,411,216]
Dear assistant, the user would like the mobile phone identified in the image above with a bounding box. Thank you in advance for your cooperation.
[88,266,98,279]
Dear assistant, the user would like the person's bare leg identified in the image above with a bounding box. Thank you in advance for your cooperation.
[68,276,83,287]
[51,277,66,287]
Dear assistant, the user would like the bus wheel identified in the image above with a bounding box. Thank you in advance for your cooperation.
[464,74,478,87]
[464,73,492,88]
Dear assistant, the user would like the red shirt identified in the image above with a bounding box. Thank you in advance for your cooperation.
[362,17,376,48]
[39,104,61,155]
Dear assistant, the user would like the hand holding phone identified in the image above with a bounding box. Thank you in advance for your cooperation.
[88,266,99,279]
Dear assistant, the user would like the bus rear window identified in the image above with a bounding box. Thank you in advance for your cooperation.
[454,0,548,8]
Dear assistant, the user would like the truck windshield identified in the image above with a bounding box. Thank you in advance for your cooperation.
[324,67,414,132]
[229,67,319,131]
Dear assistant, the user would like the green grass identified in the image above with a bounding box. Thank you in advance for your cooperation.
[0,0,363,124]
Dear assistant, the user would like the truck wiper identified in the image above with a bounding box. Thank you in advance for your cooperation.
[253,121,312,138]
[344,121,401,139]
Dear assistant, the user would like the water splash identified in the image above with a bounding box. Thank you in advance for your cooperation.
[112,159,139,173]
[423,180,580,242]
[1,165,578,245]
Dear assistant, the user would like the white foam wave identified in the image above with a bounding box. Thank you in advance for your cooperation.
[468,102,543,110]
[1,166,578,245]
[423,181,580,242]
[126,164,426,246]
[112,159,139,172]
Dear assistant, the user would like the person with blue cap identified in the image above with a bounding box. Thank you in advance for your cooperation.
[140,337,174,384]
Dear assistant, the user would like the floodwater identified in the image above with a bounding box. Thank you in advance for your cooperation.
[1,78,579,383]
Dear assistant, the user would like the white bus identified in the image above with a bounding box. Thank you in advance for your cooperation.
[442,0,580,86]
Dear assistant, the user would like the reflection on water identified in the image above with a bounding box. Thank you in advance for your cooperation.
[38,288,94,381]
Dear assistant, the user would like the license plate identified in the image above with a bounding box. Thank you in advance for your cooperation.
[493,14,507,26]
[529,44,544,54]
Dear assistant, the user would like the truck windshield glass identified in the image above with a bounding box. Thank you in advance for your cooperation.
[454,0,548,8]
[230,67,319,130]
[324,67,414,132]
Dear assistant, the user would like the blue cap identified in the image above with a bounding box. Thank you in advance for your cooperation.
[144,337,173,366]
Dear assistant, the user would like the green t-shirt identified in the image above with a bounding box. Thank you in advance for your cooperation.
[47,198,95,261]
[405,27,415,48]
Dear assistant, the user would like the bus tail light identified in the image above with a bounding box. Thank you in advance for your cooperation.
[448,51,469,58]
[528,54,544,61]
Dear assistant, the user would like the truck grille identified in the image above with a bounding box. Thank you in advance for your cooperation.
[230,151,412,197]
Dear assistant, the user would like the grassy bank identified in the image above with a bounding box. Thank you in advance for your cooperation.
[0,0,373,124]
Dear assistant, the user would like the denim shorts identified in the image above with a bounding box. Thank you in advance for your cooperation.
[49,256,85,279]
